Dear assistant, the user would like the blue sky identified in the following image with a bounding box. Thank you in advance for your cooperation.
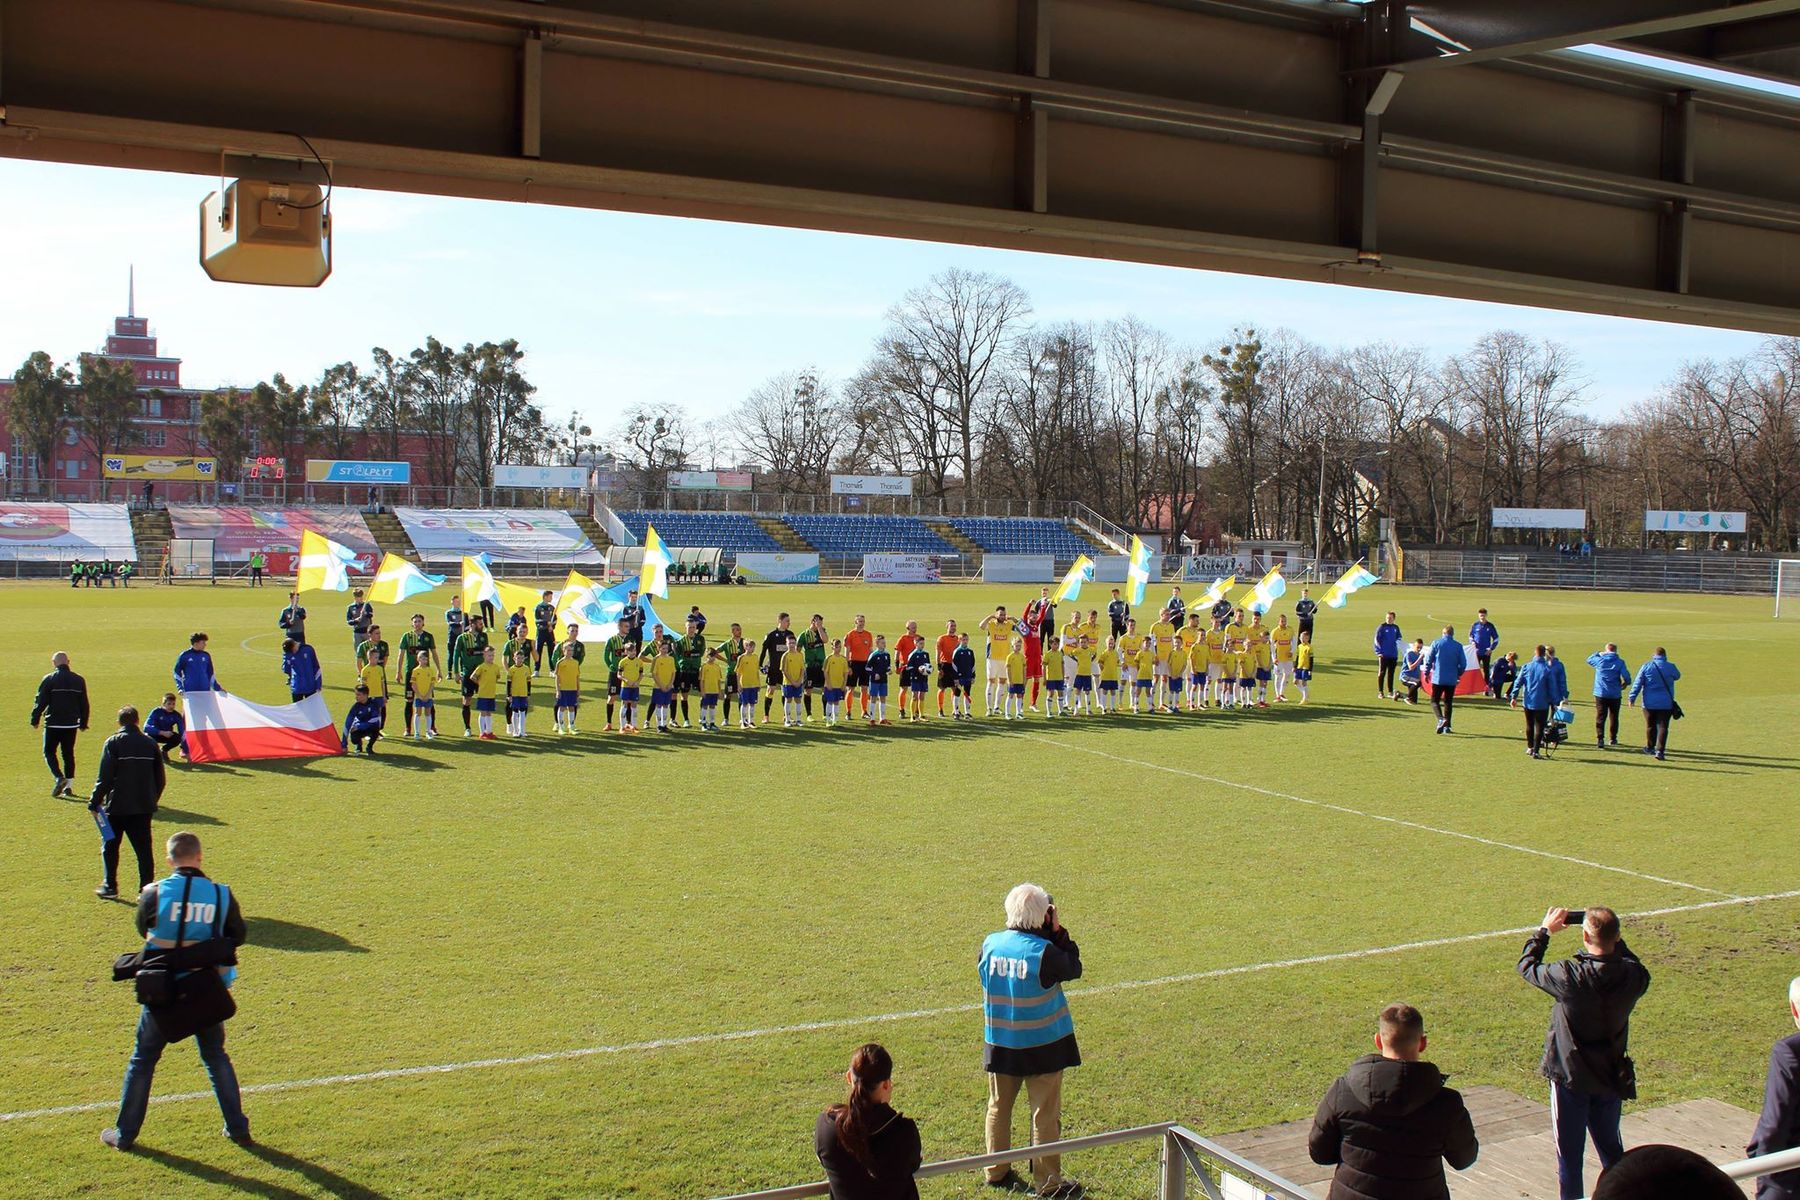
[0,157,1770,431]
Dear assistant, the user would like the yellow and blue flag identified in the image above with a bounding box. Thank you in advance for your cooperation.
[1238,565,1287,614]
[1323,562,1379,609]
[367,553,444,605]
[295,529,356,593]
[639,525,673,599]
[1125,536,1153,607]
[1053,555,1095,603]
[1198,574,1235,608]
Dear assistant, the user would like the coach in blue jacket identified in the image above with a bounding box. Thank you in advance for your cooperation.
[1423,627,1467,736]
[282,639,323,702]
[1512,647,1556,758]
[1748,977,1800,1200]
[1469,609,1500,694]
[1628,647,1681,761]
[1373,612,1402,700]
[1585,644,1631,749]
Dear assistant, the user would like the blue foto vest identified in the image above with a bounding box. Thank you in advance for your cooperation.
[980,929,1075,1050]
[148,873,235,988]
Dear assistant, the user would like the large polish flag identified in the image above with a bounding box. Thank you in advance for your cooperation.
[1451,639,1490,696]
[182,692,342,764]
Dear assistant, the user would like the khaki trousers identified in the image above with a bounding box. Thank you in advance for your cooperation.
[984,1070,1064,1187]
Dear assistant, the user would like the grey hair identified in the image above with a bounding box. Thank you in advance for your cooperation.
[1791,976,1800,1009]
[1005,883,1051,930]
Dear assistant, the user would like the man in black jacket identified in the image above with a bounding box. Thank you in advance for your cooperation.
[1106,590,1128,638]
[30,651,89,798]
[1310,1003,1478,1200]
[1518,906,1651,1200]
[1748,976,1800,1200]
[89,706,167,898]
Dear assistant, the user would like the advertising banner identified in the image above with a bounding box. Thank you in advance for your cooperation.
[1491,507,1586,530]
[102,454,216,481]
[167,506,378,565]
[0,502,138,560]
[394,507,602,564]
[1645,509,1746,533]
[1180,554,1240,580]
[863,553,941,583]
[831,474,913,496]
[494,464,588,489]
[305,460,412,485]
[982,554,1056,583]
[669,470,753,491]
[733,552,821,583]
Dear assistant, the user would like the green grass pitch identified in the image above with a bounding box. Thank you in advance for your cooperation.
[0,579,1794,1198]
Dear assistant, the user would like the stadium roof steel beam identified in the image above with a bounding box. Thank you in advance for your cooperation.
[4,0,1800,332]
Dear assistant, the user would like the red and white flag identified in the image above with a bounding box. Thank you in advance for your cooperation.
[1452,639,1490,696]
[181,691,341,764]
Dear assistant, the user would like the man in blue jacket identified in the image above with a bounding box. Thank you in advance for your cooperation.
[1545,646,1571,711]
[1585,643,1632,749]
[1373,612,1402,700]
[1469,608,1500,695]
[1512,645,1556,758]
[342,685,383,755]
[172,633,225,694]
[1423,626,1468,735]
[1628,647,1681,761]
[1748,976,1800,1200]
[281,639,323,702]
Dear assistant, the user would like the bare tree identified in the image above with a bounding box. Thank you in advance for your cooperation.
[725,369,842,494]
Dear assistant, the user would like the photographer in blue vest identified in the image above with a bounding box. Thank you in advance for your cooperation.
[979,882,1083,1198]
[102,831,250,1150]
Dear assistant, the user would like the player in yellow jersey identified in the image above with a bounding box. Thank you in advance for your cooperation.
[1295,631,1314,702]
[1117,618,1144,704]
[1202,620,1228,710]
[1003,638,1028,719]
[699,647,726,732]
[1222,608,1250,709]
[735,643,761,730]
[1269,613,1297,702]
[358,650,390,731]
[1132,643,1156,713]
[822,640,850,727]
[1041,635,1067,717]
[1234,629,1258,710]
[649,640,678,733]
[1148,609,1177,711]
[1248,612,1274,707]
[1096,636,1122,714]
[1068,637,1096,716]
[615,645,645,732]
[1166,642,1189,714]
[506,651,532,737]
[552,637,582,734]
[780,636,807,727]
[469,646,501,739]
[1082,609,1102,651]
[408,649,439,739]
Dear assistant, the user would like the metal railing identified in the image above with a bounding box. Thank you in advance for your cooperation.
[1064,501,1130,553]
[713,1123,1316,1200]
[1402,548,1778,594]
[597,491,1051,518]
[1722,1144,1800,1185]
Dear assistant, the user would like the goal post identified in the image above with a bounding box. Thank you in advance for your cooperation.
[167,538,216,584]
[1777,560,1800,617]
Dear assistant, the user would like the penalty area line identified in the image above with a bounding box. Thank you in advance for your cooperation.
[1021,734,1742,899]
[3,888,1796,1126]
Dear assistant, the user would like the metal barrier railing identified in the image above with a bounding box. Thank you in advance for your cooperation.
[1720,1143,1800,1185]
[712,1123,1317,1200]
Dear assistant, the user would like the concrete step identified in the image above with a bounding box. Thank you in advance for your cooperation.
[921,517,983,565]
[755,515,814,552]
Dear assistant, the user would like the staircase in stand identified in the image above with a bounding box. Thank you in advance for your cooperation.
[921,518,983,568]
[756,516,814,552]
[362,511,418,559]
[570,513,611,556]
[131,508,173,581]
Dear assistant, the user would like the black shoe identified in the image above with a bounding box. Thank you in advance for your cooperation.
[95,884,118,898]
[225,1126,253,1144]
[1654,750,1665,760]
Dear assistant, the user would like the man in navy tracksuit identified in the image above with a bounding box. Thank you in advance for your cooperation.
[30,651,90,798]
[1512,646,1556,758]
[1585,644,1631,749]
[282,639,323,702]
[1423,626,1467,735]
[980,883,1083,1198]
[1628,648,1681,761]
[1469,609,1500,695]
[144,694,187,762]
[342,686,384,754]
[1373,612,1403,699]
[1748,977,1800,1200]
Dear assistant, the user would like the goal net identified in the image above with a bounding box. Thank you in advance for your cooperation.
[1777,560,1800,617]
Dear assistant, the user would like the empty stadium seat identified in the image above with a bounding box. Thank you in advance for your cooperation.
[781,514,955,555]
[617,511,781,554]
[949,517,1097,557]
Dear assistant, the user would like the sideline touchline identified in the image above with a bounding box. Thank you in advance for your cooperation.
[4,887,1795,1126]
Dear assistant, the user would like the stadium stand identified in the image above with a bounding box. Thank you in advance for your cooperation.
[781,514,956,555]
[949,517,1097,557]
[616,510,782,553]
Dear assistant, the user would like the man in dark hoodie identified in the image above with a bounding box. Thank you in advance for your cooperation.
[1518,905,1651,1200]
[1309,1003,1478,1199]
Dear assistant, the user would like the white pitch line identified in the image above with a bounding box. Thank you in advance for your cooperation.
[1021,734,1741,899]
[5,887,1796,1127]
[239,630,281,659]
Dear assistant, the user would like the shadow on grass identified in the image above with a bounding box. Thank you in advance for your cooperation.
[155,807,227,827]
[240,1142,392,1200]
[137,1143,389,1200]
[246,916,369,953]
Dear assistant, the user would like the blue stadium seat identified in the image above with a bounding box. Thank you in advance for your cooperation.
[780,515,955,555]
[948,518,1097,557]
[616,510,781,554]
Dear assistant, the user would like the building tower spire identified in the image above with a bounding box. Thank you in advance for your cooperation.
[128,264,135,318]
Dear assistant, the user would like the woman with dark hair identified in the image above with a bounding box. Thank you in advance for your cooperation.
[814,1044,922,1200]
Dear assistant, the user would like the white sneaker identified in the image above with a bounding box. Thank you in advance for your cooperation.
[463,729,473,738]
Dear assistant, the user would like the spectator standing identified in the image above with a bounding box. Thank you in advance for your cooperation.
[1469,609,1500,696]
[281,638,323,702]
[278,591,308,645]
[90,705,166,898]
[979,883,1082,1198]
[31,650,89,798]
[172,633,224,694]
[1518,906,1650,1200]
[1107,589,1128,638]
[1747,977,1800,1200]
[1424,627,1467,735]
[814,1044,922,1200]
[344,588,374,656]
[1295,586,1318,642]
[1627,647,1681,761]
[145,694,186,762]
[1586,644,1632,749]
[1511,646,1556,758]
[1373,612,1403,700]
[100,831,249,1150]
[1308,1003,1479,1199]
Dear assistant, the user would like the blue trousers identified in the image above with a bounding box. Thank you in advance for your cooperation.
[114,1005,248,1146]
[1551,1081,1624,1199]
